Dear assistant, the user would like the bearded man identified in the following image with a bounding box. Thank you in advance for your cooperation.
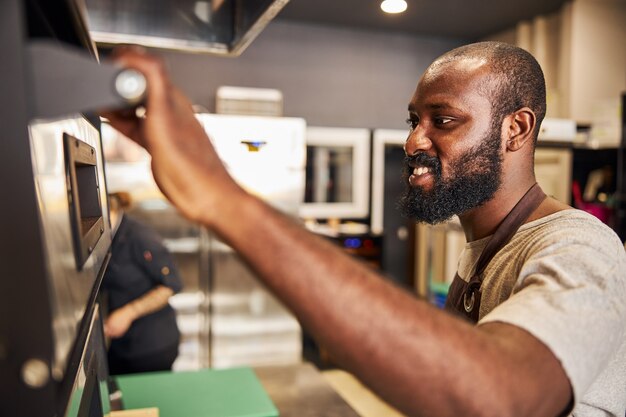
[105,42,626,417]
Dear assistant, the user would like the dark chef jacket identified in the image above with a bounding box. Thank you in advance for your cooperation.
[102,214,183,359]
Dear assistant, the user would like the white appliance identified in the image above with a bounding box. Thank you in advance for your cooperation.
[538,118,576,142]
[299,126,371,220]
[197,113,306,368]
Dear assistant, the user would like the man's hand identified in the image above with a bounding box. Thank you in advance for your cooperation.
[101,47,245,226]
[104,306,137,339]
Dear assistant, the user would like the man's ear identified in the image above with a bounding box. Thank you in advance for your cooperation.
[505,107,536,152]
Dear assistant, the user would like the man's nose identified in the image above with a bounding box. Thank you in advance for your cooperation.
[404,128,433,156]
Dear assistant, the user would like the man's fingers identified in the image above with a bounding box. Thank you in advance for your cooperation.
[109,44,148,59]
[109,47,170,106]
[101,110,147,149]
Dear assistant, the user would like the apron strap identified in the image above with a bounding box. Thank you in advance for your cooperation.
[444,183,546,322]
[474,183,546,277]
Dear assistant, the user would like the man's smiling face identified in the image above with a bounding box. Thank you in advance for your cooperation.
[398,59,504,224]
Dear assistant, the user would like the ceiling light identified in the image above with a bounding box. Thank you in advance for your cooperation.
[380,0,407,14]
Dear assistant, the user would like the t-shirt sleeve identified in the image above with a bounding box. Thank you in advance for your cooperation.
[132,227,184,294]
[478,224,626,403]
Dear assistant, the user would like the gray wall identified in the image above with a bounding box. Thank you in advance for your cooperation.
[155,21,466,129]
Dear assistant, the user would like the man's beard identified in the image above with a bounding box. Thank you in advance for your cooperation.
[398,126,503,224]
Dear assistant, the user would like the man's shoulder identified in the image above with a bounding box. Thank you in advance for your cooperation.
[524,209,619,243]
[507,208,625,270]
[515,209,626,276]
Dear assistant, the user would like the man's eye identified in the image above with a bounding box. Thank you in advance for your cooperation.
[406,118,418,130]
[434,117,453,126]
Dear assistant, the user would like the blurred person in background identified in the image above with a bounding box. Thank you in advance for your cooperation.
[103,192,183,375]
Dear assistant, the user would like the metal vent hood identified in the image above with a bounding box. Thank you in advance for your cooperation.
[83,0,289,56]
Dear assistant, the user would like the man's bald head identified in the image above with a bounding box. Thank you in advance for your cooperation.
[427,41,546,140]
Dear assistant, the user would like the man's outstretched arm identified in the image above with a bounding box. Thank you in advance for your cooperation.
[103,48,571,417]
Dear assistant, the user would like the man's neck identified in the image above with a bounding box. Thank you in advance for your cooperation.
[458,179,537,242]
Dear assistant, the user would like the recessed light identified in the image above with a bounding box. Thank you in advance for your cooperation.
[381,0,407,14]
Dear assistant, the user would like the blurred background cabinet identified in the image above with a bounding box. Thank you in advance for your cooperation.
[371,129,416,289]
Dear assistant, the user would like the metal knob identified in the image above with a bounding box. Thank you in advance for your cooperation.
[114,69,147,105]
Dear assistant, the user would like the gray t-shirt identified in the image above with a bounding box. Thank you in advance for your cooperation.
[456,209,626,417]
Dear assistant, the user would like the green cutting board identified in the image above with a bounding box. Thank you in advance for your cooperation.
[115,367,279,417]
